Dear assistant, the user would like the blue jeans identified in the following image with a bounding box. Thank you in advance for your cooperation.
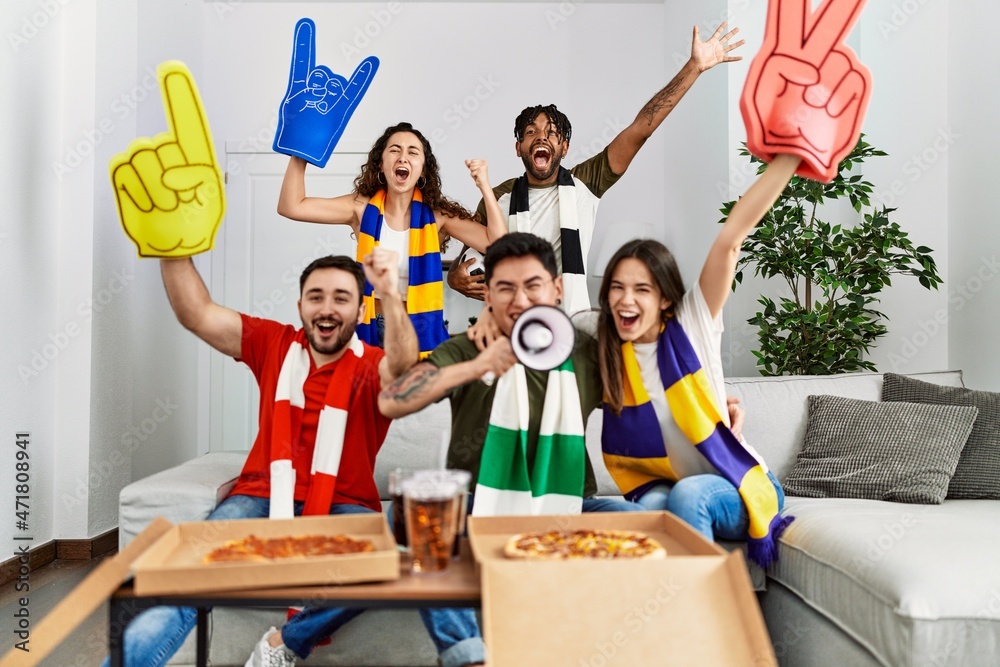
[581,495,645,513]
[101,494,483,667]
[634,471,785,541]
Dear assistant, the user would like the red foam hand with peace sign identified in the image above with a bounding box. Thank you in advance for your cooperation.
[740,0,872,182]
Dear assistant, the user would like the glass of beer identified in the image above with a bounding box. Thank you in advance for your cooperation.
[445,470,471,560]
[388,469,414,550]
[402,476,460,574]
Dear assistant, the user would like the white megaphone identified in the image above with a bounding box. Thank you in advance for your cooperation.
[510,305,576,371]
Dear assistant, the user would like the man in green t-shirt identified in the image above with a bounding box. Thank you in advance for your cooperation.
[449,21,745,312]
[380,232,638,511]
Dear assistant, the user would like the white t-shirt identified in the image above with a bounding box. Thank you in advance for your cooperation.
[376,225,410,298]
[497,181,601,275]
[632,282,767,480]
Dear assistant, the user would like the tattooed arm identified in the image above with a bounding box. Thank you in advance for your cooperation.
[378,338,517,419]
[607,22,744,175]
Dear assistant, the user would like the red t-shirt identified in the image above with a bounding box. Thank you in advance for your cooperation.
[228,314,391,512]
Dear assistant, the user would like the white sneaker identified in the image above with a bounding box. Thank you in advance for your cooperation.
[245,627,296,667]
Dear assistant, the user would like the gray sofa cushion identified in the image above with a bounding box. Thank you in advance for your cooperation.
[882,372,1000,499]
[783,395,977,504]
[771,497,1000,667]
[119,451,246,549]
[722,370,965,482]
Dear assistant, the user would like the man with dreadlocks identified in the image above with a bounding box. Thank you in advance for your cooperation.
[449,22,744,316]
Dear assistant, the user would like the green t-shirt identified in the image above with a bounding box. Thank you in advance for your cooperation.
[474,146,622,223]
[426,329,602,498]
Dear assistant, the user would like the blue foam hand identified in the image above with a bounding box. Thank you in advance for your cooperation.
[273,18,379,168]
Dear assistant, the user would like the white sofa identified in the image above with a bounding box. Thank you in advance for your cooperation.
[118,370,1000,666]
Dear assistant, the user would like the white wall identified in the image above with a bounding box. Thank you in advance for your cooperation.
[948,0,1000,392]
[200,1,670,259]
[2,0,65,551]
[719,0,952,378]
[5,1,997,544]
[124,1,208,487]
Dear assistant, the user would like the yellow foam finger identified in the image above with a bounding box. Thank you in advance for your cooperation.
[132,148,178,211]
[157,143,193,202]
[160,62,215,167]
[108,61,225,258]
[112,161,154,213]
[157,142,186,170]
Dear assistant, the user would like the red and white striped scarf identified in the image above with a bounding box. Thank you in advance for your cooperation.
[268,331,365,518]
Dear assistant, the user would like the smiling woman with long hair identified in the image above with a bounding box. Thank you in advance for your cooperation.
[278,121,505,356]
[597,154,800,568]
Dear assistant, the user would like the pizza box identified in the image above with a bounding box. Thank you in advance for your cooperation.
[468,512,776,667]
[466,510,726,564]
[131,513,400,595]
[0,518,173,667]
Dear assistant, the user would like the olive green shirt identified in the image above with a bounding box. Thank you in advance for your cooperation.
[426,328,602,497]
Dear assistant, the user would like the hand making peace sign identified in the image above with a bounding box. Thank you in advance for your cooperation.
[741,0,872,182]
[272,18,379,168]
[110,62,225,258]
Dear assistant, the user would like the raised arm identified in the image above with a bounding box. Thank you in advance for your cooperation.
[702,0,872,316]
[607,23,744,175]
[276,156,364,228]
[161,258,243,358]
[363,247,420,385]
[378,338,516,419]
[436,159,507,254]
[699,154,800,317]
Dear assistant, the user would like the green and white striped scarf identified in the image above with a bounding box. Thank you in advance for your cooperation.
[473,359,586,516]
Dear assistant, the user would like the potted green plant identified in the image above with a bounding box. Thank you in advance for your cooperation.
[720,136,942,376]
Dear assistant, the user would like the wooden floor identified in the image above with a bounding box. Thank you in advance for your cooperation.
[0,553,114,666]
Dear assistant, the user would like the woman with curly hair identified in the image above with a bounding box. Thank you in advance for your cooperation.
[278,121,505,356]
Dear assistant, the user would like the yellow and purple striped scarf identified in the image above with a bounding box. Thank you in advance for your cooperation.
[601,318,791,568]
[356,189,448,358]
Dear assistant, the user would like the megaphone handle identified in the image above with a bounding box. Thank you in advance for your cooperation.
[480,371,496,387]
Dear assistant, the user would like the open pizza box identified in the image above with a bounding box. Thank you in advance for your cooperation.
[0,514,399,667]
[131,513,400,595]
[468,512,777,667]
[0,518,173,667]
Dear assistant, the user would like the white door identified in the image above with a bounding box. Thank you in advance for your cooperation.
[208,149,366,452]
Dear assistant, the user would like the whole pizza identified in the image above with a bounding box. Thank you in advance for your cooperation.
[204,534,375,563]
[503,529,666,560]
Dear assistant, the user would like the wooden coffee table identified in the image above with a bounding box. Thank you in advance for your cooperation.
[107,541,482,667]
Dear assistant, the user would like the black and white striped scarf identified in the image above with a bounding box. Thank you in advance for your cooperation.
[507,168,590,315]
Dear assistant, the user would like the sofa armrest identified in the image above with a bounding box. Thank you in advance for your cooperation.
[118,452,248,549]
